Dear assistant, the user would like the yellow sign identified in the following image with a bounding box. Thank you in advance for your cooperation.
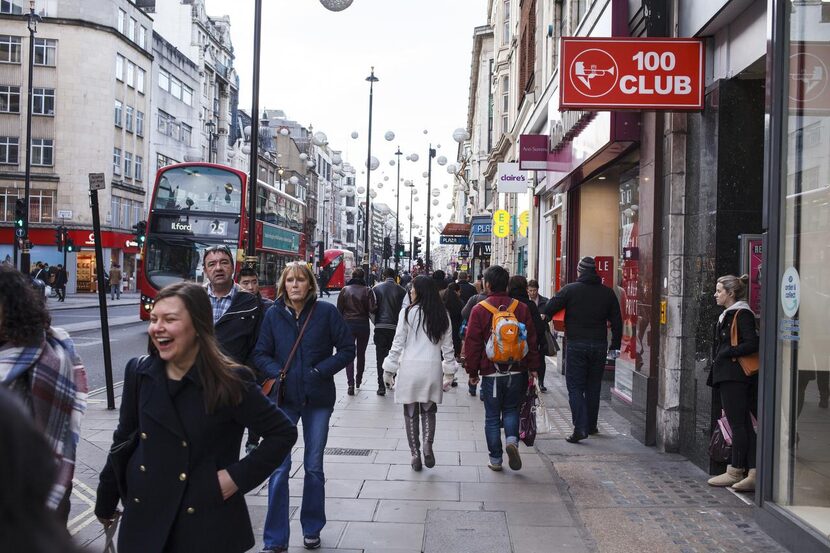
[660,300,667,325]
[493,209,510,238]
[460,264,468,271]
[518,210,529,237]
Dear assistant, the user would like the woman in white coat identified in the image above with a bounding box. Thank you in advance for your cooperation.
[383,275,459,471]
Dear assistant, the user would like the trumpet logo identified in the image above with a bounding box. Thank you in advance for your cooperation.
[569,49,619,98]
[575,62,616,89]
[789,52,828,104]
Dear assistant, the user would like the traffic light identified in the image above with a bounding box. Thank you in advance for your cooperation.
[65,237,75,252]
[395,242,405,259]
[132,220,147,246]
[412,236,421,259]
[14,198,25,229]
[55,226,65,252]
[317,241,324,265]
[383,236,392,260]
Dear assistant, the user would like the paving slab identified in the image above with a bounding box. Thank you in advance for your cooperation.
[360,480,461,501]
[338,521,425,550]
[374,499,485,523]
[423,509,511,553]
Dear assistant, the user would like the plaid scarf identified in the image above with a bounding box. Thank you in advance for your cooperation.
[0,327,88,509]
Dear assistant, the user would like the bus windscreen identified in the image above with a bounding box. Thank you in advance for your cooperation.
[154,166,243,214]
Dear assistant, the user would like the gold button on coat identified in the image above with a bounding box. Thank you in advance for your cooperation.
[140,432,147,440]
[133,497,140,503]
[186,507,195,514]
[179,473,187,481]
[139,465,146,472]
[181,440,188,447]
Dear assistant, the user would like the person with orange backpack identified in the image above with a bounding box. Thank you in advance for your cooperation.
[463,265,540,471]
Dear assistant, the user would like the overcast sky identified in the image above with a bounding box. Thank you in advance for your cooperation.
[203,0,488,239]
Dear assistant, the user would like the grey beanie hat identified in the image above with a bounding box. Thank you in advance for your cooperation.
[578,256,596,274]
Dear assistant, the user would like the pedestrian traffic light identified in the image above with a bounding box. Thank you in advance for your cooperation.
[383,236,392,260]
[65,237,75,252]
[317,241,324,265]
[132,220,146,246]
[55,226,65,252]
[412,236,421,259]
[14,198,26,229]
[395,242,405,259]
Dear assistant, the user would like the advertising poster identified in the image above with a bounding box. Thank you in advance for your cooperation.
[748,238,763,316]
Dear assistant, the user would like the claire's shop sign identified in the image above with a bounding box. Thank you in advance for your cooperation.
[560,38,705,110]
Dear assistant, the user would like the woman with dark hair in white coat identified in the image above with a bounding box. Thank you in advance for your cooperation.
[383,275,459,471]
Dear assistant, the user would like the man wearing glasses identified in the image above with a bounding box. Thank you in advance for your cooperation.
[203,246,263,369]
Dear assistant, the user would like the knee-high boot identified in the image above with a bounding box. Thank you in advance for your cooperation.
[420,402,437,468]
[403,404,422,471]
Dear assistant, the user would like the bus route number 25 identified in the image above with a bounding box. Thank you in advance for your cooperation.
[209,220,227,235]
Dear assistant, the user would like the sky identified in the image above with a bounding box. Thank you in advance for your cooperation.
[203,0,489,240]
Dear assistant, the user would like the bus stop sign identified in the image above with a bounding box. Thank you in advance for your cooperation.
[560,37,705,111]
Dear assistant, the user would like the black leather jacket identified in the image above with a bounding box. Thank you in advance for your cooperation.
[215,289,263,370]
[372,278,406,330]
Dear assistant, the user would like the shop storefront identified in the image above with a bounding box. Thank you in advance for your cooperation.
[468,216,492,282]
[759,0,830,549]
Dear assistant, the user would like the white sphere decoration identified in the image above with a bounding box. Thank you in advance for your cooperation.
[306,160,315,167]
[389,160,395,166]
[437,144,441,148]
[377,183,383,189]
[289,175,299,185]
[423,129,428,134]
[312,131,328,146]
[437,156,447,166]
[338,189,347,197]
[422,171,429,178]
[410,153,419,162]
[452,128,470,143]
[370,190,377,199]
[383,176,389,181]
[384,131,395,141]
[320,0,354,12]
[405,155,411,161]
[332,153,342,165]
[366,156,380,171]
[447,164,457,174]
[414,196,420,202]
[357,186,366,194]
[299,152,308,161]
[446,203,453,209]
[405,206,410,211]
[279,127,290,136]
[431,189,440,197]
[350,131,359,139]
[241,144,251,155]
[443,184,448,189]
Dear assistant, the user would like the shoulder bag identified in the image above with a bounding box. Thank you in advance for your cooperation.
[262,303,317,406]
[730,310,760,377]
[108,355,149,501]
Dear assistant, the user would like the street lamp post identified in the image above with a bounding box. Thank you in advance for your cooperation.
[245,0,263,267]
[405,181,414,271]
[363,67,378,278]
[19,1,40,274]
[424,145,436,272]
[205,120,216,163]
[394,146,402,272]
[322,198,329,250]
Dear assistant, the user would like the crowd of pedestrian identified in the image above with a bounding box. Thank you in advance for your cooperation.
[0,248,761,551]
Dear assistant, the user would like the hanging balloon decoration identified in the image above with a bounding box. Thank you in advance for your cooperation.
[331,152,342,165]
[370,190,377,199]
[446,164,457,174]
[432,199,439,206]
[357,186,366,194]
[410,153,420,162]
[389,159,396,166]
[437,156,447,166]
[299,152,308,161]
[366,156,380,171]
[452,128,470,143]
[350,131,358,139]
[384,131,395,141]
[431,189,440,197]
[312,131,328,146]
[422,172,429,178]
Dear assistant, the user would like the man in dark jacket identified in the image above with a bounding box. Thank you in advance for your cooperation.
[336,267,377,395]
[203,246,263,369]
[371,268,406,396]
[542,256,622,443]
[457,271,477,304]
[464,265,539,472]
[53,264,68,302]
[238,267,274,313]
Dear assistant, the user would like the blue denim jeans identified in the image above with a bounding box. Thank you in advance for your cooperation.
[263,404,333,548]
[565,339,607,435]
[480,373,528,464]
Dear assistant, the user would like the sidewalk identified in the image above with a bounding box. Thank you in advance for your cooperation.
[69,341,790,553]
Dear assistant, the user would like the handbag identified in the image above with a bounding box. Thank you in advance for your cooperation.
[730,310,760,376]
[708,410,733,463]
[519,378,539,446]
[108,355,148,501]
[543,330,559,356]
[262,303,317,406]
[552,309,566,332]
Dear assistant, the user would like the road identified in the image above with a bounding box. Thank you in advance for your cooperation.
[69,323,149,392]
[50,304,140,328]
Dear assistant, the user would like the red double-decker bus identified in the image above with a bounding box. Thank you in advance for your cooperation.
[137,163,306,319]
[321,248,355,290]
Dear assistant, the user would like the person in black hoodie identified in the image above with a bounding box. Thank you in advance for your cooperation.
[542,257,622,443]
[509,275,549,391]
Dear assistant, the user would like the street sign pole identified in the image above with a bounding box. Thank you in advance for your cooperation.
[89,173,115,410]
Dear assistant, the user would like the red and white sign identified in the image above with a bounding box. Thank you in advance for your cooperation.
[789,42,830,112]
[595,256,614,287]
[560,38,705,110]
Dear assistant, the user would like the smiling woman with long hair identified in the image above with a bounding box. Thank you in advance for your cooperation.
[383,275,459,471]
[254,262,355,552]
[95,282,297,553]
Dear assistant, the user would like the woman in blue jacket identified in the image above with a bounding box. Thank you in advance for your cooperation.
[255,262,355,552]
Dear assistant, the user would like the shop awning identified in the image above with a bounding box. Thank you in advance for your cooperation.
[441,223,470,236]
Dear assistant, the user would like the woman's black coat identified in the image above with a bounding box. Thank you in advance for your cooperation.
[511,290,548,370]
[711,308,759,386]
[95,357,297,553]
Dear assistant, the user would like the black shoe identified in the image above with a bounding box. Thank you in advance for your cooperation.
[347,386,355,396]
[377,388,386,396]
[820,397,829,409]
[506,443,522,471]
[451,378,458,387]
[260,547,287,553]
[303,536,321,550]
[565,432,588,443]
[539,385,548,393]
[588,427,599,435]
[468,384,477,396]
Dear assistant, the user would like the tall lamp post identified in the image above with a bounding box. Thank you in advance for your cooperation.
[19,1,40,274]
[362,67,378,278]
[405,180,415,271]
[394,146,402,272]
[205,120,216,163]
[322,197,330,250]
[424,145,436,272]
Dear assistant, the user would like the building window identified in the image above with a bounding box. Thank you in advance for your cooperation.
[502,0,510,45]
[0,85,20,113]
[159,69,169,91]
[113,147,121,175]
[0,35,21,63]
[124,151,132,179]
[135,155,143,181]
[117,9,126,34]
[156,153,178,171]
[158,68,193,105]
[501,75,509,133]
[0,136,18,164]
[126,61,135,87]
[136,110,144,136]
[181,123,192,146]
[139,26,147,49]
[157,110,172,136]
[28,189,54,223]
[114,100,122,127]
[31,138,53,166]
[128,18,137,42]
[116,54,124,81]
[33,38,56,66]
[0,1,24,14]
[136,67,145,93]
[0,188,19,221]
[31,88,54,116]
[125,105,133,132]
